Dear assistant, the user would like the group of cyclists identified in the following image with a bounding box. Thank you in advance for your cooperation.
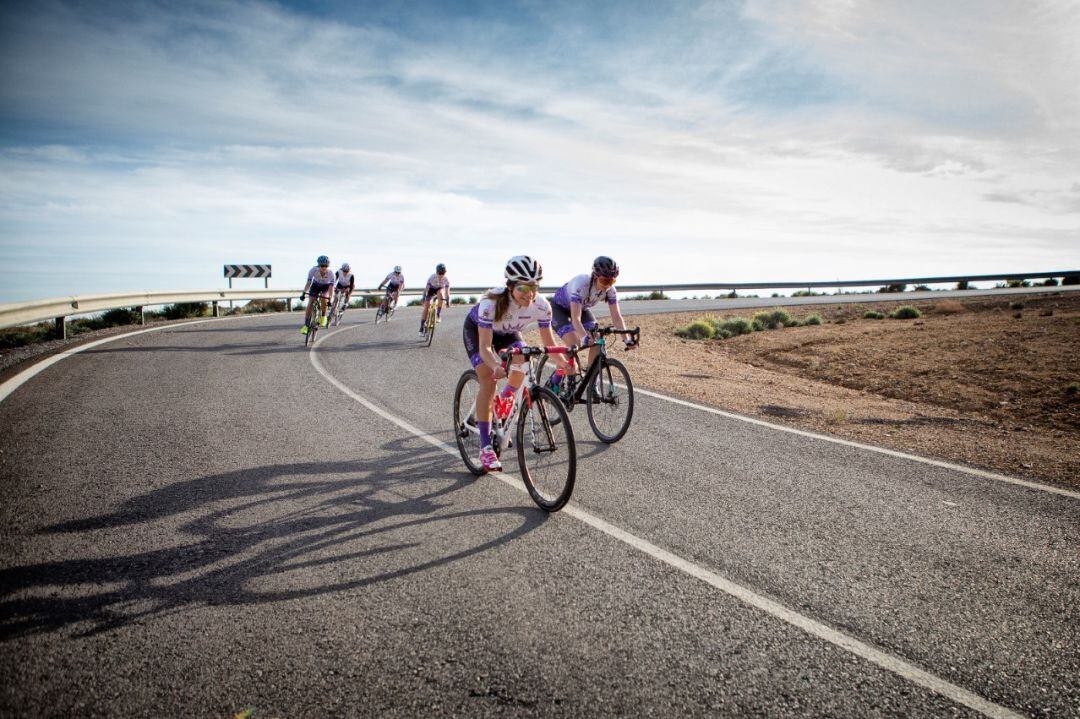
[300,258,449,334]
[300,252,635,473]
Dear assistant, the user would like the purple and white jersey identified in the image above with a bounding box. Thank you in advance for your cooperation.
[307,266,335,286]
[383,271,404,287]
[468,289,552,334]
[551,274,618,309]
[426,273,450,291]
[335,270,355,288]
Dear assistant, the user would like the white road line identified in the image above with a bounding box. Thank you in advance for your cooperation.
[310,327,1026,719]
[632,387,1080,500]
[0,319,221,404]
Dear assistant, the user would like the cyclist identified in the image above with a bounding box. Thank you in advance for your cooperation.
[378,265,405,312]
[300,255,335,334]
[333,262,355,315]
[548,255,636,386]
[463,255,568,472]
[419,263,451,336]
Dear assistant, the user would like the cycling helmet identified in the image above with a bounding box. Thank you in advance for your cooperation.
[317,255,330,266]
[436,263,446,274]
[592,256,619,278]
[394,265,402,273]
[505,255,543,283]
[340,262,350,272]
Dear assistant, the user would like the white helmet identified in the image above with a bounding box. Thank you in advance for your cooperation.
[504,255,543,283]
[394,265,402,273]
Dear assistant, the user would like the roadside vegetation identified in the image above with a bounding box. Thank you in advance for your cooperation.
[675,308,823,340]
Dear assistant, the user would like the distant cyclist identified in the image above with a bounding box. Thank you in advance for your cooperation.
[548,256,635,385]
[300,255,334,334]
[334,262,355,309]
[463,255,568,472]
[418,263,451,336]
[378,265,405,310]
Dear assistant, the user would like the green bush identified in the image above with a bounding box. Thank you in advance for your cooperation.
[674,320,714,340]
[802,314,823,326]
[241,299,287,314]
[159,302,210,320]
[956,281,970,290]
[1062,275,1079,286]
[863,310,886,320]
[714,317,754,336]
[889,305,922,319]
[1042,278,1059,286]
[714,328,733,339]
[878,284,906,293]
[1009,301,1024,310]
[1066,382,1079,396]
[0,322,55,349]
[751,308,792,330]
[451,296,469,305]
[1007,279,1030,288]
[914,285,931,291]
[792,289,823,297]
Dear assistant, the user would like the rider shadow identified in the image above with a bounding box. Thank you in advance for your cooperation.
[2,438,546,640]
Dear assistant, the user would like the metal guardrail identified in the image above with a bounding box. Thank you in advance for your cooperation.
[1,271,1076,336]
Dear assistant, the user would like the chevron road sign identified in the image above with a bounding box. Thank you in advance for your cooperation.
[224,264,271,279]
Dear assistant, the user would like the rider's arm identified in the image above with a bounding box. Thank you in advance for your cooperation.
[477,327,504,377]
[539,325,570,370]
[609,303,628,331]
[570,301,589,341]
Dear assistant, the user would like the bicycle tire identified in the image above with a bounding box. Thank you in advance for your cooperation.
[534,355,576,423]
[586,357,634,443]
[424,312,436,346]
[517,385,576,511]
[453,370,486,476]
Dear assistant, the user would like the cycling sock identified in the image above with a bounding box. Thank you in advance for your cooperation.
[550,368,566,386]
[478,421,491,447]
[500,385,516,399]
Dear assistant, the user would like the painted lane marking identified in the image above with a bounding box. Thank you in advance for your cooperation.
[631,387,1079,500]
[310,327,1025,719]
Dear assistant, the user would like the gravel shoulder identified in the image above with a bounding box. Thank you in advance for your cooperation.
[619,291,1079,490]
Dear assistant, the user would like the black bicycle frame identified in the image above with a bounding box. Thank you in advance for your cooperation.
[561,327,639,405]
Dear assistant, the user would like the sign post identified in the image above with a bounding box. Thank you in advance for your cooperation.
[224,264,272,310]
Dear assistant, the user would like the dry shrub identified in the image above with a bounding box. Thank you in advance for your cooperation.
[933,299,967,316]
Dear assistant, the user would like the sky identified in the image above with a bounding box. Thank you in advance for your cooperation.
[1,0,1078,302]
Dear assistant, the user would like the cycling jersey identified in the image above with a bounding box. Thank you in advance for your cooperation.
[468,288,551,334]
[425,273,450,300]
[335,270,355,290]
[307,266,335,285]
[382,271,404,289]
[551,274,618,310]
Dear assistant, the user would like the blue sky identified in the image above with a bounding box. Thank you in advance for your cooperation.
[1,0,1078,302]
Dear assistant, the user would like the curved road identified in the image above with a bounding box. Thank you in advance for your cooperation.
[1,302,1077,717]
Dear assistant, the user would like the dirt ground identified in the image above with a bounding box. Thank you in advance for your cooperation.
[618,292,1079,491]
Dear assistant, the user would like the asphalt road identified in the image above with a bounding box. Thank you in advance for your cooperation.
[1,298,1077,718]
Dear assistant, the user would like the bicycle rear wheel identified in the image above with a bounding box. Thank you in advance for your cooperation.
[517,386,576,511]
[534,355,574,423]
[586,357,634,443]
[453,370,485,476]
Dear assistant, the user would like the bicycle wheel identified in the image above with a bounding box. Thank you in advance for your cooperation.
[517,386,576,511]
[424,313,436,346]
[453,370,485,476]
[586,357,634,443]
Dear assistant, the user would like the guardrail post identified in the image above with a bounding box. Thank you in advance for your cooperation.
[136,306,145,325]
[212,301,219,318]
[55,316,66,340]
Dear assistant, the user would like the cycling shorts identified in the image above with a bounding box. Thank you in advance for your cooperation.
[463,316,524,368]
[550,301,597,338]
[424,286,442,300]
[309,281,333,298]
[385,282,400,292]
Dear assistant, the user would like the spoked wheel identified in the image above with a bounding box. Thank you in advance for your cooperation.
[534,355,576,424]
[453,370,485,476]
[375,304,385,323]
[586,357,634,443]
[517,386,576,511]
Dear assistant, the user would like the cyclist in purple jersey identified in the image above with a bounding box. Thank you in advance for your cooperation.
[548,256,635,383]
[419,263,451,336]
[463,255,569,472]
[300,255,334,334]
[378,265,405,309]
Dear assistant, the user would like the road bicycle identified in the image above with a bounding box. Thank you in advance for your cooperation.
[452,345,576,511]
[536,326,640,443]
[300,294,330,347]
[375,289,397,323]
[422,296,445,347]
[330,292,349,326]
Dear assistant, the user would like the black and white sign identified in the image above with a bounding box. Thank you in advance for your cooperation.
[224,264,272,279]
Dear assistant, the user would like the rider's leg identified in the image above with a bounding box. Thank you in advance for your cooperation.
[419,298,430,333]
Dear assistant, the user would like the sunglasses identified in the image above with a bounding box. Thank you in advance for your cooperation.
[514,283,540,293]
[596,275,617,283]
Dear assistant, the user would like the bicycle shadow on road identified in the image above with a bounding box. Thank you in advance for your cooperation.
[0,437,546,640]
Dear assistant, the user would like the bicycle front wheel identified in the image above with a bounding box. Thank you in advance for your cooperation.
[453,370,485,476]
[517,386,576,511]
[425,314,436,346]
[586,357,634,443]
